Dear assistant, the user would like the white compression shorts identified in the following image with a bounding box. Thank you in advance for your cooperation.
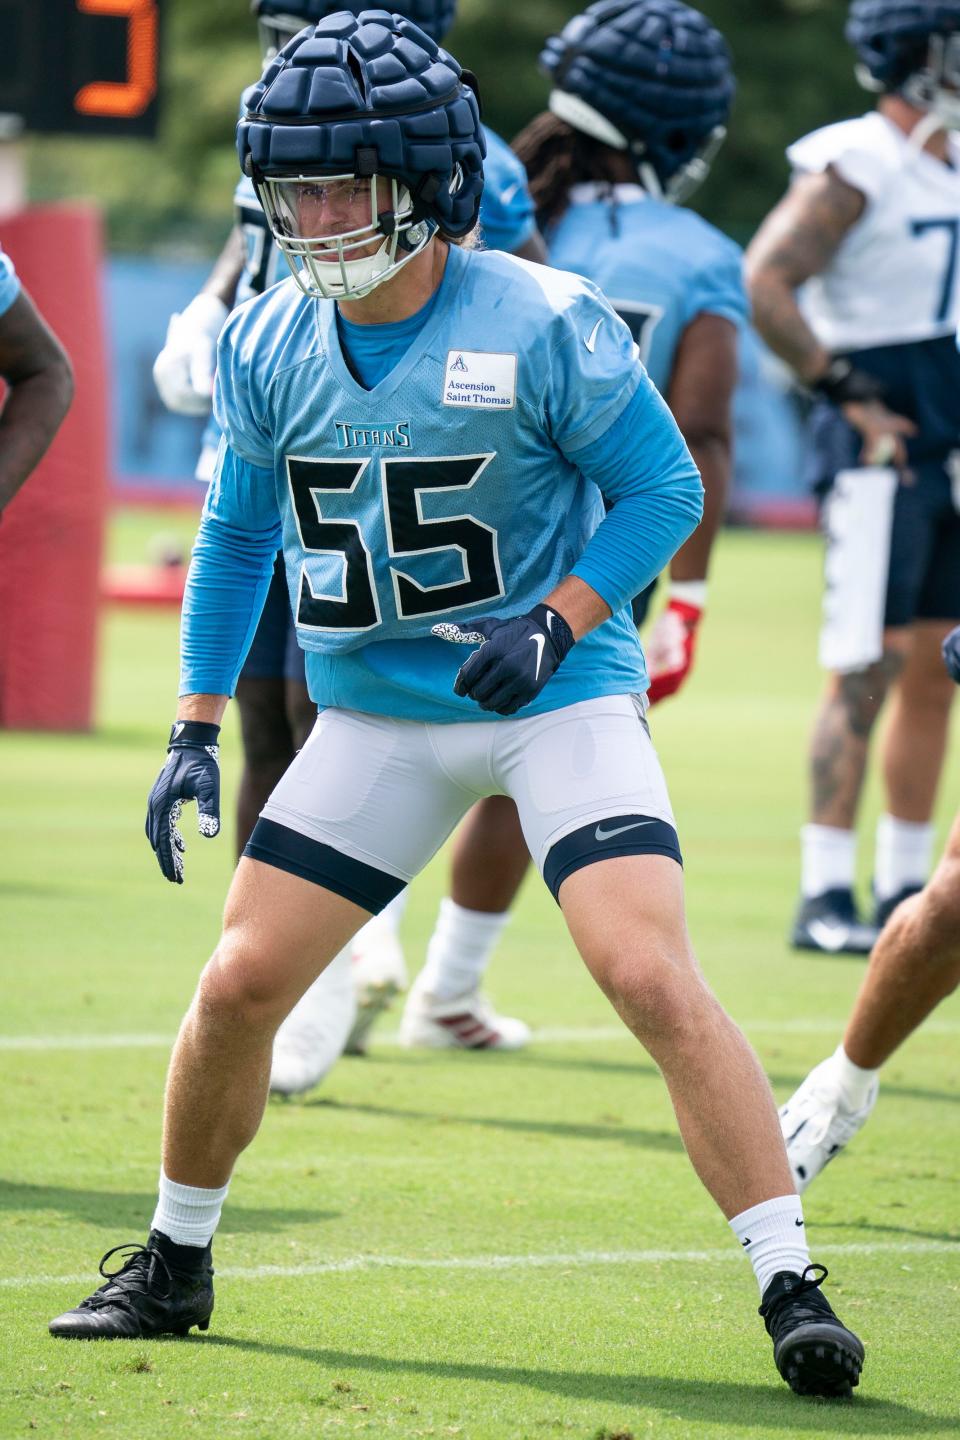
[245,694,681,911]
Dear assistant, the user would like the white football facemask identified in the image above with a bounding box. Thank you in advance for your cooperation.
[255,173,436,301]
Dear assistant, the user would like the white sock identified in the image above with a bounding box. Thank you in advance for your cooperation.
[834,1044,880,1110]
[874,813,934,901]
[419,898,510,1001]
[152,1170,229,1249]
[801,824,856,898]
[729,1194,811,1296]
[377,888,409,933]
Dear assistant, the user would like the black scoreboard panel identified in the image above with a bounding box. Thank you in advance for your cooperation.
[0,0,162,137]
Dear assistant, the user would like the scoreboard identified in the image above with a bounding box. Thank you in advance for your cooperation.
[0,0,162,138]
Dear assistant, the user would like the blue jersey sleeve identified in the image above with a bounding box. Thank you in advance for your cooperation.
[213,308,274,467]
[179,444,282,697]
[542,287,644,452]
[478,127,536,255]
[688,236,749,331]
[570,377,704,614]
[0,246,21,318]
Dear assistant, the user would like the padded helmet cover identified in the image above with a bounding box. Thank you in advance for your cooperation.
[541,0,734,183]
[238,9,484,237]
[846,1,960,87]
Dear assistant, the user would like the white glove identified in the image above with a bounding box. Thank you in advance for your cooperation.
[152,293,229,416]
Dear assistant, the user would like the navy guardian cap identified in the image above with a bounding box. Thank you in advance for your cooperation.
[239,10,484,299]
[540,0,735,203]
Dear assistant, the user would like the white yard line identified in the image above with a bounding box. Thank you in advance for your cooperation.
[2,1019,960,1052]
[2,1239,957,1292]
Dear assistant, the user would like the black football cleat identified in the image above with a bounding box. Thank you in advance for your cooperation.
[872,883,922,930]
[790,889,878,955]
[49,1231,213,1339]
[760,1265,864,1398]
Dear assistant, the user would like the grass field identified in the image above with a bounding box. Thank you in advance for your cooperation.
[2,518,959,1440]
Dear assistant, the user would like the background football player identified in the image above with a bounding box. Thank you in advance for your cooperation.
[51,13,863,1398]
[0,243,74,514]
[780,624,960,1190]
[746,0,960,955]
[396,0,747,1052]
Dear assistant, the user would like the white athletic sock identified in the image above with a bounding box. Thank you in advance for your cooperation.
[801,824,857,898]
[376,888,409,934]
[874,813,934,901]
[152,1170,229,1249]
[834,1044,880,1110]
[729,1194,811,1297]
[419,897,511,1001]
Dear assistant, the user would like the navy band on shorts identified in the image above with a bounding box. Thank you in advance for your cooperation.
[543,814,682,903]
[244,817,405,914]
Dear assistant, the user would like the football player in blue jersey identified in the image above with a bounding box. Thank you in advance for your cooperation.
[0,244,73,514]
[399,0,748,1052]
[780,625,960,1191]
[49,13,864,1397]
[153,0,546,1087]
[746,0,960,956]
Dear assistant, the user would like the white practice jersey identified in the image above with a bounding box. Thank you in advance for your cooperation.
[788,111,960,351]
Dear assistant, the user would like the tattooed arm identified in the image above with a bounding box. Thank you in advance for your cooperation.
[745,166,864,382]
[746,166,916,464]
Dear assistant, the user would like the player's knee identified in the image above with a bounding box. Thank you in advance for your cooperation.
[196,932,288,1033]
[922,856,960,963]
[600,951,703,1044]
[835,652,901,734]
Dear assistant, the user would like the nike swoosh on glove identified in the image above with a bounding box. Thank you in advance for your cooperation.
[145,721,221,883]
[432,603,574,716]
[944,624,960,684]
[645,598,703,705]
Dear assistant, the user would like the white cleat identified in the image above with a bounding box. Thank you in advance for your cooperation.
[344,919,409,1055]
[779,1056,879,1192]
[270,946,357,1097]
[399,971,531,1050]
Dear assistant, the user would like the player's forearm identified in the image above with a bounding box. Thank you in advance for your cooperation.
[669,433,730,583]
[0,362,75,512]
[543,575,610,641]
[176,694,229,725]
[179,513,280,700]
[745,273,830,383]
[201,226,247,310]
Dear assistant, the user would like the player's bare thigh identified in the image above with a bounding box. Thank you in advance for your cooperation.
[558,852,702,1020]
[203,857,371,1028]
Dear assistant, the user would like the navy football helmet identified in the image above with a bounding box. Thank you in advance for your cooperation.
[847,1,960,128]
[239,10,484,300]
[540,0,735,203]
[253,0,458,59]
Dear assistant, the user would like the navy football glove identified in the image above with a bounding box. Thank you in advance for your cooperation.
[944,625,960,685]
[145,721,221,884]
[433,603,575,716]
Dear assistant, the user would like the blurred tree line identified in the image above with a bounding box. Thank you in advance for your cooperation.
[27,0,864,255]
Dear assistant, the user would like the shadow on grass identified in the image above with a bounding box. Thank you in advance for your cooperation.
[0,1180,337,1234]
[312,1099,683,1154]
[193,1335,955,1432]
[816,1219,960,1245]
[488,1050,960,1107]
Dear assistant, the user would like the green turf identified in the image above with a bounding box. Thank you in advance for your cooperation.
[1,521,959,1440]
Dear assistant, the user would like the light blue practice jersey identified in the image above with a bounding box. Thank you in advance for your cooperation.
[183,244,702,721]
[478,127,536,255]
[0,245,21,318]
[547,184,747,395]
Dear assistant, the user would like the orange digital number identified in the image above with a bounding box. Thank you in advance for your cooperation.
[74,0,158,119]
